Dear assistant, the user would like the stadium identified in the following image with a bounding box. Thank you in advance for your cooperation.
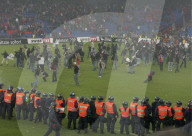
[0,0,191,136]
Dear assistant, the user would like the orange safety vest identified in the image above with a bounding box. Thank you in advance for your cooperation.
[95,101,104,115]
[55,99,65,113]
[130,102,137,115]
[167,106,173,117]
[79,103,89,117]
[137,105,146,118]
[106,102,114,114]
[78,102,83,108]
[0,89,4,94]
[34,96,41,108]
[174,106,184,120]
[30,93,35,103]
[120,106,130,118]
[16,92,25,105]
[67,98,77,112]
[158,106,168,119]
[4,92,13,103]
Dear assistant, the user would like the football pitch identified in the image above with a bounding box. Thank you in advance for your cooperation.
[0,42,191,136]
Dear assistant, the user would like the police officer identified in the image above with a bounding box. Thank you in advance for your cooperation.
[144,97,152,134]
[77,97,91,134]
[16,87,25,120]
[130,96,139,134]
[94,96,106,133]
[23,90,30,119]
[3,87,15,119]
[34,91,42,123]
[0,83,4,116]
[136,99,148,136]
[119,101,131,135]
[173,101,185,128]
[151,96,160,132]
[166,101,174,127]
[89,96,96,129]
[55,94,65,125]
[29,88,36,121]
[67,92,78,129]
[78,96,84,107]
[44,102,61,136]
[155,99,168,131]
[106,96,119,134]
[46,93,55,108]
[42,93,48,124]
[184,102,192,135]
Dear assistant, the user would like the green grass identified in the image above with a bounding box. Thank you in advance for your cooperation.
[0,43,191,136]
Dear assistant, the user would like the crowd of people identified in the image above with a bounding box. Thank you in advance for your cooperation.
[0,84,191,136]
[0,0,191,38]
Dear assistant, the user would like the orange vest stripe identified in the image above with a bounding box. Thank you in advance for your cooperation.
[167,107,173,117]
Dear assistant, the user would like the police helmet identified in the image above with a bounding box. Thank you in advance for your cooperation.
[133,96,139,102]
[49,92,54,97]
[70,92,75,97]
[8,85,13,90]
[140,99,145,105]
[122,101,128,106]
[42,93,48,97]
[57,94,63,99]
[98,96,103,101]
[17,87,23,92]
[0,83,4,88]
[155,96,160,101]
[166,101,172,106]
[36,91,41,96]
[188,102,192,109]
[84,97,89,103]
[7,87,13,92]
[79,96,84,102]
[159,99,165,105]
[144,97,149,102]
[176,101,182,106]
[31,88,36,93]
[108,96,114,101]
[50,102,56,108]
[24,90,29,94]
[91,96,96,101]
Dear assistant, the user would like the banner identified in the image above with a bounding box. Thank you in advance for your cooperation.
[77,37,100,42]
[0,39,27,45]
[56,38,77,43]
[42,38,53,43]
[27,38,43,44]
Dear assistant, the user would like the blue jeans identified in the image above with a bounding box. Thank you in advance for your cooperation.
[32,75,39,88]
[98,68,103,76]
[92,61,96,71]
[74,74,79,85]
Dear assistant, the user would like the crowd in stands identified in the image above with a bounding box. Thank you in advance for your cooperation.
[0,0,191,38]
